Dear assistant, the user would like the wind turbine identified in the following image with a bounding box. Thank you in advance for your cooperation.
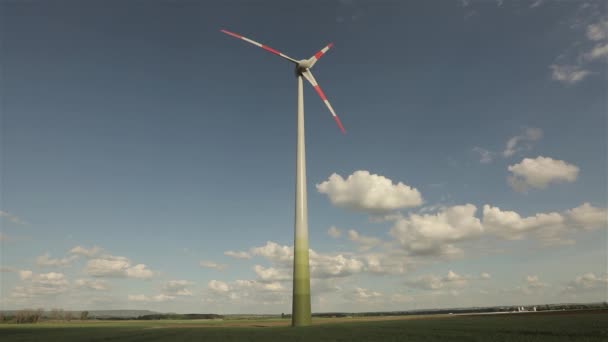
[220,29,345,327]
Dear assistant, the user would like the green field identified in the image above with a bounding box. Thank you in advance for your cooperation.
[1,310,607,341]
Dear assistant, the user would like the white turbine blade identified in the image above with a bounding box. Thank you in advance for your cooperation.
[221,29,299,64]
[301,70,345,134]
[307,42,333,68]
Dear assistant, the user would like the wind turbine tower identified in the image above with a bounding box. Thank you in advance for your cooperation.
[220,29,345,327]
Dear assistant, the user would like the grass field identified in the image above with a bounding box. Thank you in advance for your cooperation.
[1,310,607,341]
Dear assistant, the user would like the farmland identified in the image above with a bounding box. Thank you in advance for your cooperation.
[1,310,606,341]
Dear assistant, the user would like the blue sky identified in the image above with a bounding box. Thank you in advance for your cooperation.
[1,0,606,314]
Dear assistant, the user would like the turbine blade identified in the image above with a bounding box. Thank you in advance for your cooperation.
[308,43,333,68]
[301,70,345,134]
[220,29,298,64]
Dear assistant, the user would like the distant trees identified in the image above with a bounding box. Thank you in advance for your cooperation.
[80,311,89,320]
[13,309,43,323]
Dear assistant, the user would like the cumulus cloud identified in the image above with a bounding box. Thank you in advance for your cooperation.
[515,275,548,295]
[208,280,230,293]
[224,250,252,259]
[406,270,469,290]
[585,42,608,60]
[36,253,79,267]
[199,261,226,271]
[12,272,70,298]
[564,272,608,292]
[327,226,342,238]
[251,241,293,263]
[69,246,102,258]
[362,252,409,275]
[503,128,543,158]
[206,279,288,305]
[316,170,423,213]
[483,205,565,240]
[507,156,579,191]
[586,18,608,41]
[162,280,194,296]
[389,202,606,255]
[249,241,366,279]
[390,204,482,257]
[85,255,155,279]
[480,272,491,279]
[19,270,33,280]
[75,279,109,291]
[567,203,608,230]
[310,250,365,279]
[347,287,383,302]
[253,265,290,282]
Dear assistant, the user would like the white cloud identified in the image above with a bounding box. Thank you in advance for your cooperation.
[19,270,33,280]
[316,170,423,213]
[362,252,409,275]
[12,272,70,298]
[251,241,293,263]
[585,42,608,60]
[480,272,491,279]
[69,246,102,258]
[199,261,226,271]
[253,265,291,282]
[406,270,469,290]
[249,241,365,279]
[508,156,579,191]
[36,253,79,267]
[125,264,155,279]
[566,203,608,230]
[526,275,546,289]
[327,226,342,238]
[208,280,230,293]
[347,287,383,302]
[503,127,543,158]
[85,255,155,279]
[550,64,591,85]
[564,272,608,292]
[204,279,288,306]
[224,250,252,259]
[472,147,494,164]
[75,279,109,291]
[515,275,548,295]
[483,205,565,240]
[0,210,27,225]
[162,280,194,296]
[586,18,608,41]
[347,229,382,251]
[310,251,365,279]
[389,204,482,257]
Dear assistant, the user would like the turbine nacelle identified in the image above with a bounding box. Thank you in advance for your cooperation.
[297,59,313,70]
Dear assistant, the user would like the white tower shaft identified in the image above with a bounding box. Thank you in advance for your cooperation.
[292,74,312,326]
